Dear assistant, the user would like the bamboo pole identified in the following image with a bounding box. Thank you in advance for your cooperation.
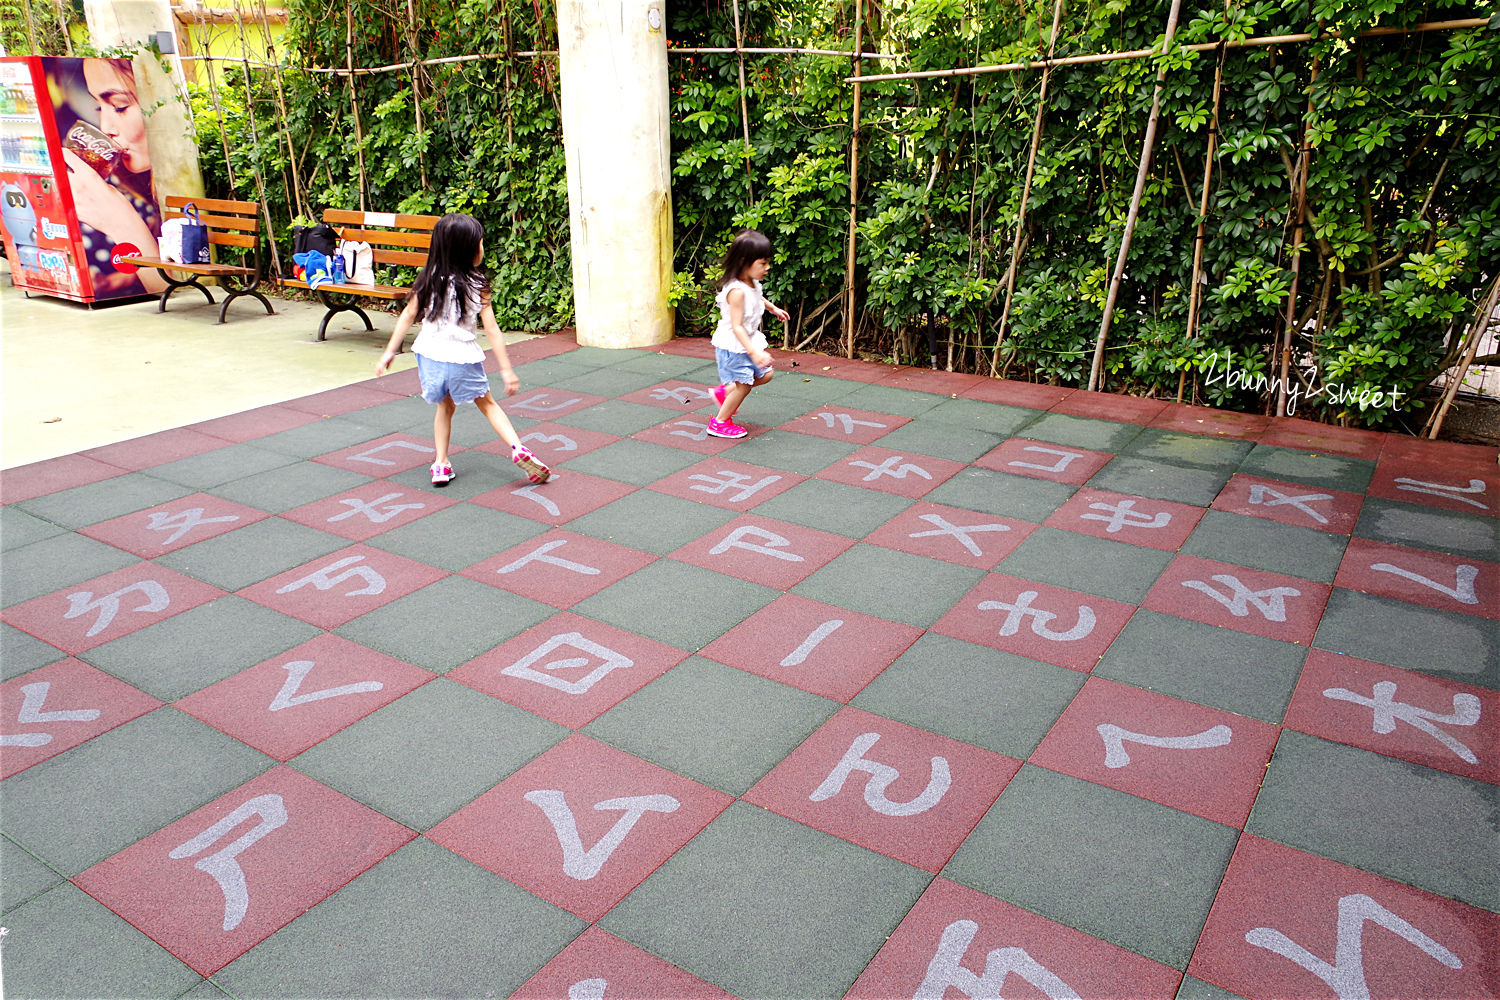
[253,0,297,225]
[990,0,1065,377]
[730,0,755,203]
[406,0,429,190]
[262,17,305,217]
[1180,2,1231,403]
[1276,47,1320,417]
[20,0,38,54]
[1426,273,1500,439]
[234,8,278,275]
[344,5,368,211]
[843,0,865,360]
[199,22,240,193]
[1089,0,1183,392]
[53,0,71,55]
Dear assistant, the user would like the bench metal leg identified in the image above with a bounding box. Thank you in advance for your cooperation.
[315,291,374,342]
[154,268,215,312]
[218,289,276,324]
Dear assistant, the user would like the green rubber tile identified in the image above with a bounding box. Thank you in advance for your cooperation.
[917,398,1041,436]
[793,543,986,628]
[208,460,374,514]
[549,366,669,397]
[2,504,67,551]
[146,442,299,490]
[997,527,1174,603]
[1120,428,1257,471]
[944,764,1239,969]
[2,706,272,875]
[561,438,703,485]
[0,531,137,608]
[336,576,555,675]
[386,449,528,499]
[2,623,65,681]
[176,978,233,999]
[601,801,930,1000]
[512,356,605,385]
[328,393,432,432]
[749,478,914,537]
[0,882,200,1000]
[721,429,858,476]
[1177,975,1251,1000]
[1314,588,1499,689]
[1247,730,1500,912]
[156,516,349,591]
[926,467,1076,522]
[247,414,396,459]
[1353,497,1498,561]
[1086,457,1234,507]
[574,559,777,651]
[556,400,681,436]
[609,350,718,379]
[561,345,638,369]
[1237,443,1376,493]
[15,472,192,530]
[831,383,947,418]
[585,657,837,795]
[1181,509,1349,583]
[367,501,548,571]
[852,633,1083,758]
[2,835,63,913]
[290,678,565,830]
[755,372,863,402]
[1012,412,1143,452]
[714,390,823,428]
[83,596,318,700]
[567,490,736,555]
[1093,610,1307,724]
[872,418,1008,464]
[214,838,584,999]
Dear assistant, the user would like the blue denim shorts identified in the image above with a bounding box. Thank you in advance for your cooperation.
[416,354,491,405]
[716,348,773,386]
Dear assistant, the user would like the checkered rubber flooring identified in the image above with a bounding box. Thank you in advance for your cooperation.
[2,335,1497,1000]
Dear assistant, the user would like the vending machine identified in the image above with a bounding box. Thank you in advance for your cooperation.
[1,56,162,303]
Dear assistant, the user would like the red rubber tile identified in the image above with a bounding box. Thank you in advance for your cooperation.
[0,454,127,505]
[745,706,1019,872]
[3,563,224,655]
[79,493,270,557]
[1142,555,1331,644]
[799,356,896,383]
[1050,390,1169,426]
[74,766,413,976]
[0,659,162,779]
[511,925,737,1000]
[1282,650,1498,784]
[815,446,965,499]
[646,458,805,511]
[471,472,636,526]
[630,412,757,454]
[187,404,323,444]
[1365,463,1497,518]
[449,613,687,729]
[699,593,922,702]
[1379,435,1497,469]
[1211,473,1364,534]
[1189,835,1500,1000]
[873,367,987,396]
[864,501,1036,570]
[427,733,733,921]
[507,333,583,362]
[649,337,717,359]
[311,433,442,476]
[503,387,610,421]
[79,427,230,472]
[669,514,854,590]
[1333,538,1498,620]
[279,383,406,416]
[175,634,434,761]
[280,484,459,542]
[931,573,1136,673]
[1260,417,1386,461]
[848,877,1181,1000]
[477,422,621,465]
[778,406,912,445]
[1149,402,1271,440]
[616,379,722,411]
[1029,677,1280,828]
[236,544,446,630]
[1044,488,1205,551]
[367,365,420,396]
[973,437,1114,485]
[959,378,1075,410]
[460,529,656,608]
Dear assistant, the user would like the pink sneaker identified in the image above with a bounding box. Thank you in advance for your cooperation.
[712,383,727,406]
[706,417,748,439]
[512,444,552,484]
[430,462,455,486]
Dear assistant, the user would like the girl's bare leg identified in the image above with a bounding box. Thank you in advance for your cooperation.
[474,394,522,449]
[716,381,753,422]
[433,397,457,464]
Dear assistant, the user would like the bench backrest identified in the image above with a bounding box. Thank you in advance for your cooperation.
[323,209,441,268]
[163,195,260,251]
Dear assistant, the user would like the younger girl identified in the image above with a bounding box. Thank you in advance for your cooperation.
[375,213,550,486]
[708,229,789,438]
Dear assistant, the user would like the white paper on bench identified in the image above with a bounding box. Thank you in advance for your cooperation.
[363,212,397,227]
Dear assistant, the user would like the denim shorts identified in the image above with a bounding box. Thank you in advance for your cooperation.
[416,354,491,405]
[716,347,773,386]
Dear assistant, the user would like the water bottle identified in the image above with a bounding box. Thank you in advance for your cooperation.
[332,252,346,284]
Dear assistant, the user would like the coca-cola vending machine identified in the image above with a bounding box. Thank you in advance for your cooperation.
[1,56,163,303]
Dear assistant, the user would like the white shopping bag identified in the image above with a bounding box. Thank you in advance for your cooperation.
[158,218,185,262]
[337,239,375,284]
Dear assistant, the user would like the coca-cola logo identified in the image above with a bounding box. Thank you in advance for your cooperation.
[111,242,141,273]
[69,131,116,158]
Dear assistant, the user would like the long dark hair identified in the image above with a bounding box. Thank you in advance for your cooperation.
[408,213,489,325]
[719,228,772,289]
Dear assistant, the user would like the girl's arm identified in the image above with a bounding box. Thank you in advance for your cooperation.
[764,295,789,323]
[479,301,520,396]
[375,297,419,375]
[727,287,773,369]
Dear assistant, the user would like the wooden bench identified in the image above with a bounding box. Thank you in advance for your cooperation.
[115,196,274,324]
[278,209,440,342]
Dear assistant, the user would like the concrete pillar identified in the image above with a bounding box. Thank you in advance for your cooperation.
[556,0,674,348]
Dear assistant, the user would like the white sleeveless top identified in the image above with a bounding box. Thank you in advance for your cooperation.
[711,278,767,353]
[411,285,485,364]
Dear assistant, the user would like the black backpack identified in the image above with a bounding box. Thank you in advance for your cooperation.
[290,222,337,277]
